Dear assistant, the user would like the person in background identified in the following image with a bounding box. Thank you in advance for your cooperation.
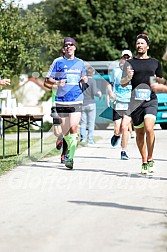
[80,66,102,146]
[108,50,133,160]
[121,34,162,174]
[44,37,87,169]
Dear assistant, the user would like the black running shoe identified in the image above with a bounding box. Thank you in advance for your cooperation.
[111,135,120,147]
[121,151,129,160]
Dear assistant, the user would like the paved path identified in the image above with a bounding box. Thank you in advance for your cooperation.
[0,128,167,252]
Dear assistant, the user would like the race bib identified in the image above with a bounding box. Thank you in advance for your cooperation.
[66,74,79,85]
[135,89,151,101]
[115,102,129,110]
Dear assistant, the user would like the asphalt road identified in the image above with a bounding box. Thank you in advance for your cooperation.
[0,127,167,252]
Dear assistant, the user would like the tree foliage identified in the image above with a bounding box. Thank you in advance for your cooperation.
[0,0,63,91]
[1,0,167,88]
[45,0,167,74]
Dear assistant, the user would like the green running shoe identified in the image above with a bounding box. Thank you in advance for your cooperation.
[148,160,155,173]
[65,159,73,169]
[141,163,148,175]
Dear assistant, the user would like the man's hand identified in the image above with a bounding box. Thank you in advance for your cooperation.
[58,79,67,86]
[80,75,88,84]
[97,91,102,99]
[151,83,167,93]
[80,75,88,90]
[44,78,66,89]
[127,66,134,80]
[0,79,11,86]
[155,77,167,85]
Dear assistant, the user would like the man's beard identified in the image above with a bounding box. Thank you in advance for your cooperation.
[137,50,145,55]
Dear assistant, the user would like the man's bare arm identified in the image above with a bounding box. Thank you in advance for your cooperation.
[121,66,134,87]
[44,78,57,90]
[44,78,66,89]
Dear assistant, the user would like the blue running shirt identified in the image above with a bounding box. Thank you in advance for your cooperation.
[46,56,86,104]
[109,66,132,102]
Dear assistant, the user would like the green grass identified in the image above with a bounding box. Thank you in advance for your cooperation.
[0,133,102,176]
[0,134,59,175]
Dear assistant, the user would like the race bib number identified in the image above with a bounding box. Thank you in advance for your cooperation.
[135,89,151,101]
[66,74,79,85]
[115,102,129,110]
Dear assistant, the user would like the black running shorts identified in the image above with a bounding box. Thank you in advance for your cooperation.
[113,102,131,121]
[113,109,131,121]
[56,103,82,118]
[131,98,158,127]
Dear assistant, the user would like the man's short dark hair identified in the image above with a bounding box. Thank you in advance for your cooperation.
[86,66,95,76]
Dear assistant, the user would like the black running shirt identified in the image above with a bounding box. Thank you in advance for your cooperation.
[125,57,162,99]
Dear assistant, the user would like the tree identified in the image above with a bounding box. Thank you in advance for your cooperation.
[0,0,63,92]
[44,0,167,75]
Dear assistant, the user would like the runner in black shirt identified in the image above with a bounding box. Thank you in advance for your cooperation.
[121,34,162,174]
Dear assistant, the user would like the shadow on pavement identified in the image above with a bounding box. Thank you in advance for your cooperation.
[69,200,167,215]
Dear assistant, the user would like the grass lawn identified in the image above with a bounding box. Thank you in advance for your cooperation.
[0,133,59,175]
[0,132,102,176]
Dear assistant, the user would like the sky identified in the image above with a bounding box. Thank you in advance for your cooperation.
[14,0,45,9]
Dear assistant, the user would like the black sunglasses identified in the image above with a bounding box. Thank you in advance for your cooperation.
[122,55,130,59]
[64,43,74,47]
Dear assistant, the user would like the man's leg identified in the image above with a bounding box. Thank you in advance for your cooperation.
[121,115,131,149]
[80,106,87,143]
[114,119,122,136]
[144,116,156,161]
[69,111,81,159]
[62,111,81,169]
[143,101,157,173]
[60,138,68,163]
[111,117,122,147]
[53,118,63,151]
[87,103,96,144]
[135,125,147,163]
[121,115,132,160]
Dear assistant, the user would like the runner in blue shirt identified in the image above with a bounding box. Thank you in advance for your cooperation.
[108,50,133,160]
[44,37,87,169]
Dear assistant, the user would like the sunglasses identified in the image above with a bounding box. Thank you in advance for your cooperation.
[64,43,74,47]
[122,55,130,59]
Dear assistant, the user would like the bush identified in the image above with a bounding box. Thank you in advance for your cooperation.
[42,121,53,132]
